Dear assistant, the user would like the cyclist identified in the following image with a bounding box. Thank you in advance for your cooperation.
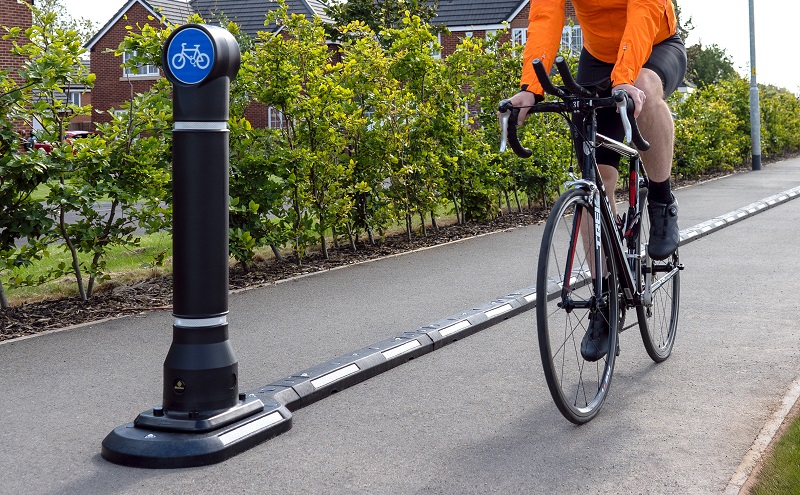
[506,0,686,361]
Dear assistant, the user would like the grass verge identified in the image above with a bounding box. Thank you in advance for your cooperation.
[748,412,800,494]
[5,232,172,305]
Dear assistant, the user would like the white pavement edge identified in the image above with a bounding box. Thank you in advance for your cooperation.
[724,375,800,494]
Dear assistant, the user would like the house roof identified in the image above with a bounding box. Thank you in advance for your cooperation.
[147,0,195,24]
[189,0,332,36]
[85,0,521,49]
[85,0,192,49]
[431,0,528,30]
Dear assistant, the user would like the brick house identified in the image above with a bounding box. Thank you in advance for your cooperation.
[191,0,331,37]
[190,0,332,128]
[432,0,579,58]
[1,0,33,139]
[85,0,193,127]
[84,0,582,130]
[85,0,330,129]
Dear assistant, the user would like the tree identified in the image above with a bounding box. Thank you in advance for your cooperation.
[324,0,438,46]
[672,1,694,41]
[686,43,737,88]
[35,0,97,44]
[0,0,94,305]
[0,74,53,308]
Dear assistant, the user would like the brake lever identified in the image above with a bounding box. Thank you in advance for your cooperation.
[613,90,651,151]
[498,103,511,153]
[614,91,633,144]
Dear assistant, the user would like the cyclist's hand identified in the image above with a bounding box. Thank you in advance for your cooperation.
[505,90,540,125]
[613,83,645,118]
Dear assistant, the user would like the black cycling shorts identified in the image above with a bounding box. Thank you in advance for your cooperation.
[575,34,687,168]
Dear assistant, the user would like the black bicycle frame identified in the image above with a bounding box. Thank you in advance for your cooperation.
[565,105,648,312]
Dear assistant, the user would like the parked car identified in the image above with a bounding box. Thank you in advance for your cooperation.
[63,130,98,143]
[31,130,98,153]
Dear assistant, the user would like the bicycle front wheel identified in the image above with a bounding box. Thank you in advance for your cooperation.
[536,188,619,424]
[637,194,680,362]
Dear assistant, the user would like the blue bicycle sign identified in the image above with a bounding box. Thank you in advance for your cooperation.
[171,43,211,70]
[166,27,215,85]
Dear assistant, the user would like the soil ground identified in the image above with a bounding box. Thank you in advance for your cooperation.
[0,168,747,343]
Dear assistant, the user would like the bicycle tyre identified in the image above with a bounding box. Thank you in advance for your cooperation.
[171,53,186,70]
[537,188,619,424]
[637,193,680,362]
[195,53,211,70]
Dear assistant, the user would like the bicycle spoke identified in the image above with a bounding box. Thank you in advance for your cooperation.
[537,188,618,424]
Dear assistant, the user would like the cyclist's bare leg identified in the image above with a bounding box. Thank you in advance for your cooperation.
[582,164,618,280]
[632,68,674,183]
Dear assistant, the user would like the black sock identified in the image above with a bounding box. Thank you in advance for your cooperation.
[648,178,673,204]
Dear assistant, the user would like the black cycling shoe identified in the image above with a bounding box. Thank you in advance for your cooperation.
[647,195,679,261]
[581,305,611,362]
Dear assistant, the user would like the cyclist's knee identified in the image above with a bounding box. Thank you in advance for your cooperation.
[635,69,664,101]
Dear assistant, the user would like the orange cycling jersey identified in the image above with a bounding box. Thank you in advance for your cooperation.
[521,0,677,95]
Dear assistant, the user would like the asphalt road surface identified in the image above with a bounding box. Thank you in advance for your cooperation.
[2,159,800,494]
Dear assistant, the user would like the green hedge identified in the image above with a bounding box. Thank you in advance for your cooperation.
[3,6,800,303]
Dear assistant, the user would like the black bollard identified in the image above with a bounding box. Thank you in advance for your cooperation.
[101,24,291,468]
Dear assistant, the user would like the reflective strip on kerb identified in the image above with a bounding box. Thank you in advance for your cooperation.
[218,411,284,446]
[382,340,421,360]
[310,363,360,389]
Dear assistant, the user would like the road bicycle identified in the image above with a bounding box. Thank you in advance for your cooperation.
[499,57,682,424]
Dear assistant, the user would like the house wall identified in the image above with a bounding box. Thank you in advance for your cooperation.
[69,91,93,131]
[439,1,577,56]
[1,0,33,141]
[89,1,164,127]
[0,0,32,85]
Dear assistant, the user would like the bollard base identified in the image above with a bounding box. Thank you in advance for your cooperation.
[134,396,264,433]
[101,402,292,468]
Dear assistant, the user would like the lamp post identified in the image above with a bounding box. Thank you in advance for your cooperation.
[749,0,762,170]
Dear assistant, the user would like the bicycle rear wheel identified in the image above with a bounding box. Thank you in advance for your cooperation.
[637,193,680,362]
[536,188,619,424]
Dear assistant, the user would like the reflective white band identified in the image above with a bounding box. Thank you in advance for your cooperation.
[484,303,513,318]
[218,411,284,446]
[310,363,360,389]
[439,320,472,337]
[174,315,228,328]
[174,121,228,131]
[382,340,421,360]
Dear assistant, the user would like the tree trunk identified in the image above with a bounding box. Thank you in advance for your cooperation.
[331,225,340,249]
[59,204,86,301]
[419,212,427,237]
[367,225,375,246]
[0,278,8,309]
[430,211,438,231]
[514,189,522,213]
[270,244,283,261]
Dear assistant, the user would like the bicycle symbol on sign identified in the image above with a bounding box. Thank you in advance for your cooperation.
[171,43,211,70]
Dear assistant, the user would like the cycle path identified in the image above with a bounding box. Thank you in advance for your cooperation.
[2,158,800,494]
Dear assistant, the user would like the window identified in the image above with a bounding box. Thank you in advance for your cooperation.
[512,28,527,47]
[68,91,81,106]
[561,25,583,56]
[122,51,159,77]
[431,33,442,59]
[485,30,498,52]
[268,107,287,129]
